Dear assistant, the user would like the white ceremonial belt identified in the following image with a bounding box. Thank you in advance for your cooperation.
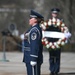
[42,31,65,39]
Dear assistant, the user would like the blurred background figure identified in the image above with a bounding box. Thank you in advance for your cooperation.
[8,23,19,36]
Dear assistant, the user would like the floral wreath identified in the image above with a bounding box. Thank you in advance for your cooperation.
[40,18,69,49]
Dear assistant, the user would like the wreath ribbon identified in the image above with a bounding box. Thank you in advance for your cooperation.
[42,31,65,39]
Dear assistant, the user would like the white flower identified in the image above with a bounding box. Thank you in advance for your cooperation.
[43,38,47,41]
[40,24,44,27]
[48,21,51,26]
[52,18,56,22]
[61,41,65,46]
[54,42,57,46]
[45,41,48,44]
[61,23,65,27]
[49,42,52,46]
[42,39,44,42]
[57,22,60,26]
[59,39,62,42]
[44,22,47,26]
[56,44,60,48]
[57,19,60,22]
[57,41,61,45]
[46,44,50,48]
[64,27,68,33]
[43,26,46,30]
[51,45,55,49]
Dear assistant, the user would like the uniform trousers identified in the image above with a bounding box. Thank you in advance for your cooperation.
[49,49,61,73]
[25,63,41,75]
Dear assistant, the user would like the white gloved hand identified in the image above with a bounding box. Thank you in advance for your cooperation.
[30,61,37,66]
[64,32,71,39]
[20,34,24,40]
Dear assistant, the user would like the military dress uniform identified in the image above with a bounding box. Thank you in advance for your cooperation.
[48,8,61,75]
[48,8,71,75]
[23,10,43,75]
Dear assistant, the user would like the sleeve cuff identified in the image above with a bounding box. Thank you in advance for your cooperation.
[30,54,38,58]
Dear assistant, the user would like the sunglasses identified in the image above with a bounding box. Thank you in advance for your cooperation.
[30,17,37,19]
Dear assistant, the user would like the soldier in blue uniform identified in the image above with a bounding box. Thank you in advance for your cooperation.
[48,8,71,75]
[23,10,44,75]
[48,8,62,75]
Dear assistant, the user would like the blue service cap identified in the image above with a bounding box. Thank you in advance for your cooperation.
[30,10,44,19]
[51,8,60,13]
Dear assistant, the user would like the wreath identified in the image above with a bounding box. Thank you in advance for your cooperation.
[40,18,69,49]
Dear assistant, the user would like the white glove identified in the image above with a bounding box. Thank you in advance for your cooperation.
[64,32,71,39]
[20,34,24,40]
[30,61,37,66]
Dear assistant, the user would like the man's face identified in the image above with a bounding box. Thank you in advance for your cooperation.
[52,13,58,18]
[29,17,37,26]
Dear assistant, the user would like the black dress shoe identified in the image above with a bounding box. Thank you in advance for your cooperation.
[50,72,54,75]
[55,73,58,75]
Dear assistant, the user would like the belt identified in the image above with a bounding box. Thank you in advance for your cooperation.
[24,47,30,51]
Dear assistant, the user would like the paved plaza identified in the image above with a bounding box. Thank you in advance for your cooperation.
[0,52,75,75]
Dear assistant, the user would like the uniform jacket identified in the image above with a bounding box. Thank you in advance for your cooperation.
[23,24,43,64]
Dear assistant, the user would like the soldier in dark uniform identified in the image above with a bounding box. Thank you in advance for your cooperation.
[23,10,44,75]
[48,8,62,75]
[48,8,71,75]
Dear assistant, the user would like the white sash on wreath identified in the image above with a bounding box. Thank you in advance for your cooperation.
[42,31,65,39]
